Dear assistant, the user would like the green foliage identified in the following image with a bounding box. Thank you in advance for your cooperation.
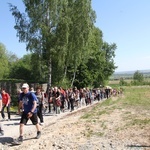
[9,54,33,80]
[73,63,93,88]
[130,71,145,86]
[0,79,25,83]
[133,70,144,82]
[8,1,117,88]
[0,43,9,79]
[119,78,128,86]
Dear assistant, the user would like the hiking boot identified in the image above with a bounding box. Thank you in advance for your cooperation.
[36,131,41,139]
[18,136,23,142]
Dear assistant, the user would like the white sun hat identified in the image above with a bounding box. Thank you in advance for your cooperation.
[22,83,29,88]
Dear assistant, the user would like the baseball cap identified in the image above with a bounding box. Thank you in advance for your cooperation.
[22,83,29,88]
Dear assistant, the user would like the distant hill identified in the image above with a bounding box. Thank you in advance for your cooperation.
[111,69,150,79]
[114,69,150,75]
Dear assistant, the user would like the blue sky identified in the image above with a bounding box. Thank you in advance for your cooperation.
[0,0,150,72]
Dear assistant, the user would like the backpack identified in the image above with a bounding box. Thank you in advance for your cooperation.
[56,99,61,106]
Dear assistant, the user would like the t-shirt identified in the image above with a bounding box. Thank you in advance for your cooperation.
[52,91,60,98]
[35,92,43,105]
[2,93,10,105]
[19,92,37,114]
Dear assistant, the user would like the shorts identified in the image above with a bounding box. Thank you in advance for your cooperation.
[20,112,38,125]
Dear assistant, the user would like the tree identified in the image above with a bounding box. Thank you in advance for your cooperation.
[119,78,127,86]
[0,43,9,79]
[101,42,117,78]
[133,70,144,82]
[9,1,117,88]
[9,54,33,80]
[81,28,117,87]
[84,27,104,87]
[72,26,117,88]
[73,63,92,88]
[9,0,59,88]
[65,0,96,87]
[9,0,96,88]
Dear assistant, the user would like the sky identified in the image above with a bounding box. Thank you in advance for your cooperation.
[0,0,150,72]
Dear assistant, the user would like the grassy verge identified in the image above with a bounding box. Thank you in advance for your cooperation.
[80,86,150,137]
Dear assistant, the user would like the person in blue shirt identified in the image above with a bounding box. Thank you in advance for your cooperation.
[17,83,41,142]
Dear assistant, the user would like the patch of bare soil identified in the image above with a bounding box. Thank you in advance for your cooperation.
[1,98,150,150]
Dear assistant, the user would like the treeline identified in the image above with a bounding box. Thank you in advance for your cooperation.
[119,71,150,86]
[0,0,117,89]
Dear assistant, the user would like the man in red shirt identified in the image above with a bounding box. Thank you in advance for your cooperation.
[1,88,11,121]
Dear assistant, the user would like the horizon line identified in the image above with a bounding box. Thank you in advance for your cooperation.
[114,69,150,73]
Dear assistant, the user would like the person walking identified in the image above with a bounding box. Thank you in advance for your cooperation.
[59,87,66,112]
[17,83,41,142]
[68,88,75,112]
[74,87,80,109]
[0,93,2,112]
[80,88,86,107]
[48,88,54,113]
[1,88,11,121]
[0,94,4,135]
[52,87,61,114]
[35,86,44,125]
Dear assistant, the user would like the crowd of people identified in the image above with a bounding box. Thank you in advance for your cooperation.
[0,83,122,143]
[42,86,110,114]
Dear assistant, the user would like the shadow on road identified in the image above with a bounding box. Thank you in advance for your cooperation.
[127,144,150,148]
[0,136,13,144]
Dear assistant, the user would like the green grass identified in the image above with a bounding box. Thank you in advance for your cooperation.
[124,118,150,129]
[131,119,150,126]
[80,86,150,133]
[122,86,150,109]
[10,106,18,113]
[80,113,93,119]
[80,98,121,120]
[93,131,104,137]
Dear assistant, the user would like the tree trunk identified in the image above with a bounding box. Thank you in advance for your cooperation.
[71,71,76,87]
[62,65,67,82]
[47,56,52,94]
